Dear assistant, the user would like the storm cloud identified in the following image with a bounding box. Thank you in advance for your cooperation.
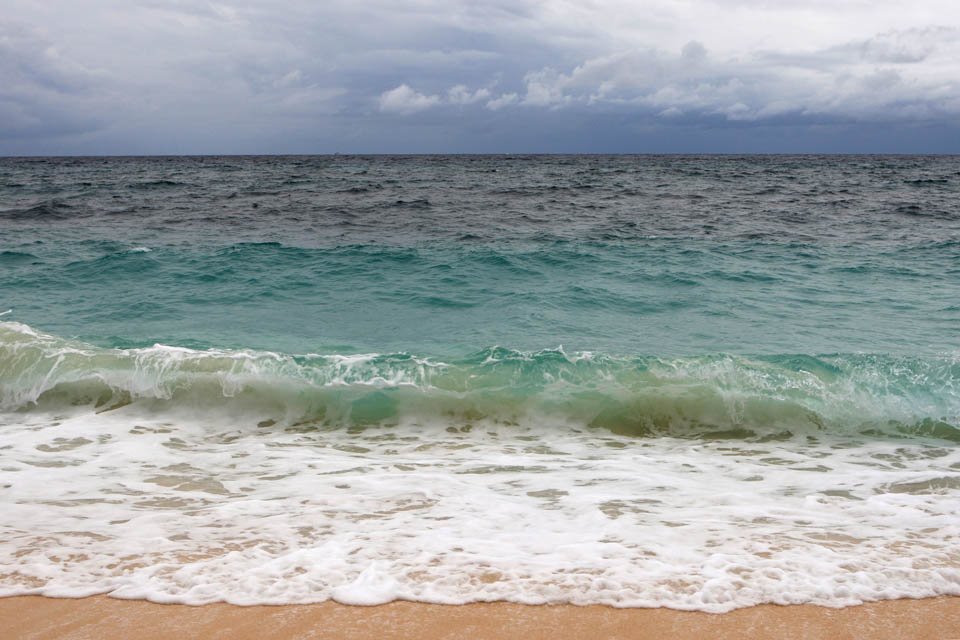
[1,0,958,153]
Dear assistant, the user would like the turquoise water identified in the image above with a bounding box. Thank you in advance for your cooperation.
[1,155,959,609]
[2,155,958,435]
[2,238,958,357]
[1,155,958,358]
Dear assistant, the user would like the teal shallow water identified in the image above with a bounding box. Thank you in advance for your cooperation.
[2,238,958,356]
[1,155,958,356]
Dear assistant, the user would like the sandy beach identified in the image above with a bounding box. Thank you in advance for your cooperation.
[1,596,959,640]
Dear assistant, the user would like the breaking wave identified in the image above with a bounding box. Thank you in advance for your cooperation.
[3,321,958,441]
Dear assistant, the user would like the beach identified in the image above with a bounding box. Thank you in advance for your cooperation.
[3,596,960,639]
[1,0,959,629]
[2,156,959,630]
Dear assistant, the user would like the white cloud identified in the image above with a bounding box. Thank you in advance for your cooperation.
[378,84,442,114]
[468,27,960,123]
[521,68,570,107]
[447,84,491,105]
[486,92,519,110]
[379,83,498,113]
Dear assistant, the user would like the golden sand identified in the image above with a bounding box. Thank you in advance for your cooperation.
[1,596,959,640]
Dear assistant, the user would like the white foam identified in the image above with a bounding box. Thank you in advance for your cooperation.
[1,406,958,611]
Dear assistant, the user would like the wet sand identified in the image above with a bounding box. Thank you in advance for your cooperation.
[1,596,959,640]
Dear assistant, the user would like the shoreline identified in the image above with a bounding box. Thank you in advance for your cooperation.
[2,596,959,639]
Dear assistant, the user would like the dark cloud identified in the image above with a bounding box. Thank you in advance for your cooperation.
[0,1,958,154]
[0,22,104,140]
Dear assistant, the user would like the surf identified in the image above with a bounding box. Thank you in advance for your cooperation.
[3,321,957,442]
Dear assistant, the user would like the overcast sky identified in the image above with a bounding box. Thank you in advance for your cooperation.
[2,0,959,154]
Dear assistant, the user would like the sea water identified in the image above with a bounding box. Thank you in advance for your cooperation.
[1,155,958,611]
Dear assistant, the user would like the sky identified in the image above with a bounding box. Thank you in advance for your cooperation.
[1,0,959,154]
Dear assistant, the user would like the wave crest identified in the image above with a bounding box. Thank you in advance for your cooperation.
[1,321,958,440]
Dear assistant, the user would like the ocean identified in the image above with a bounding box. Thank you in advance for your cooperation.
[1,155,958,611]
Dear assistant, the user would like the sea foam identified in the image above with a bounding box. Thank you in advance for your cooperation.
[1,322,960,610]
[1,404,959,610]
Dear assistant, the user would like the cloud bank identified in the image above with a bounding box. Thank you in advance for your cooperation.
[1,1,958,153]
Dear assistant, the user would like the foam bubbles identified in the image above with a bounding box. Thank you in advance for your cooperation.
[1,405,958,611]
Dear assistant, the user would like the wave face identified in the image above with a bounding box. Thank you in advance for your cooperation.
[3,322,959,441]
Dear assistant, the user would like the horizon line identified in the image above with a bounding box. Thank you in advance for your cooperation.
[3,152,960,159]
